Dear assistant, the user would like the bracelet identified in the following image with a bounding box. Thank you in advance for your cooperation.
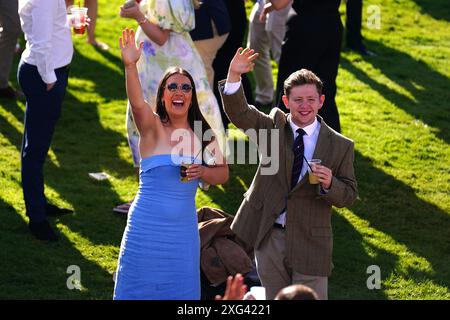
[137,16,147,25]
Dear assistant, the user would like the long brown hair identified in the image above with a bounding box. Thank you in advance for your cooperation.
[155,67,214,151]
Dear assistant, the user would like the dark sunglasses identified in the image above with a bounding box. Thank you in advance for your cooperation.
[166,82,192,93]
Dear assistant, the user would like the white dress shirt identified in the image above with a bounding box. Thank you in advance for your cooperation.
[223,80,321,226]
[275,117,320,226]
[19,0,73,84]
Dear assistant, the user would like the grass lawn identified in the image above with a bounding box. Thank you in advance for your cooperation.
[0,0,449,299]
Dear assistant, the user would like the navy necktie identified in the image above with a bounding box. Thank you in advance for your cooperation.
[291,128,306,189]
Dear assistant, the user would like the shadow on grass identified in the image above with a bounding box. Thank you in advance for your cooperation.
[70,47,126,102]
[0,99,23,150]
[0,197,114,299]
[90,43,125,73]
[330,211,392,299]
[350,150,450,292]
[340,39,450,144]
[412,0,450,21]
[40,89,132,246]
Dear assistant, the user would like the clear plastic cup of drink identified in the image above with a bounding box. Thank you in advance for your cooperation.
[307,159,322,184]
[70,7,88,35]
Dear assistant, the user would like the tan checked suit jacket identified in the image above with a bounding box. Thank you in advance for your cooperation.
[219,81,358,276]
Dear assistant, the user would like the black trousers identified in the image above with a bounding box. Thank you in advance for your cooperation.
[275,12,343,133]
[213,0,254,129]
[346,0,363,50]
[18,61,69,222]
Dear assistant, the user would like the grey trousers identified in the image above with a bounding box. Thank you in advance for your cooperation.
[247,1,290,105]
[0,0,21,88]
[255,227,328,300]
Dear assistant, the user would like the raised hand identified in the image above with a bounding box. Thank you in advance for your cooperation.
[227,47,259,82]
[119,28,143,67]
[215,273,248,300]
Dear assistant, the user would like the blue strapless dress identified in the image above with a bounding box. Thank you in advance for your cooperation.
[113,154,200,300]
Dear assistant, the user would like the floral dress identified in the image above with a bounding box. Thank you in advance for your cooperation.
[126,0,225,166]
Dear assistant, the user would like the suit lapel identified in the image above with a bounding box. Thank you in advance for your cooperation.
[312,119,331,162]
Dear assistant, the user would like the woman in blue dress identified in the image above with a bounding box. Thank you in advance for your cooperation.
[114,28,229,300]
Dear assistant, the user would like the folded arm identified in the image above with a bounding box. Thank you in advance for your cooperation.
[120,4,170,46]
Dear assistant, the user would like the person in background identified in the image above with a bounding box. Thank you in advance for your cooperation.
[66,0,109,50]
[212,0,255,129]
[247,0,291,109]
[275,284,318,300]
[265,0,343,133]
[191,0,230,87]
[17,0,87,241]
[215,273,247,300]
[345,0,375,56]
[218,273,318,300]
[0,0,24,100]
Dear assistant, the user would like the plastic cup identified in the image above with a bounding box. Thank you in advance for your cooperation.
[250,286,266,300]
[307,159,322,184]
[70,7,88,35]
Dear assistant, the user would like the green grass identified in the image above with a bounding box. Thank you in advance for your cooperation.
[0,0,449,299]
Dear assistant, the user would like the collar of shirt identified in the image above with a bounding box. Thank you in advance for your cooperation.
[288,116,319,138]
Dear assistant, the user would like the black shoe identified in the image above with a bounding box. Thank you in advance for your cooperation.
[0,86,25,100]
[359,47,376,56]
[46,203,74,217]
[347,44,376,57]
[29,220,59,241]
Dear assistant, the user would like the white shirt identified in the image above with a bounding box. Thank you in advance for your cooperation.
[276,117,320,226]
[223,81,321,226]
[19,0,73,84]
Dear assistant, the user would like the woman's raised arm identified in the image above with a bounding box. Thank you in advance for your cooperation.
[119,28,157,137]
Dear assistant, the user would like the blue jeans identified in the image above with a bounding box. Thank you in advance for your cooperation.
[18,61,69,222]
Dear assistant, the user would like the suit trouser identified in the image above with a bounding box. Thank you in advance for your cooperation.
[275,13,342,133]
[255,227,328,300]
[0,0,21,88]
[194,21,229,87]
[18,61,69,223]
[346,0,363,49]
[247,1,290,105]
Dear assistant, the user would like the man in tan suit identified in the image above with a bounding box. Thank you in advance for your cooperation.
[219,48,358,299]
